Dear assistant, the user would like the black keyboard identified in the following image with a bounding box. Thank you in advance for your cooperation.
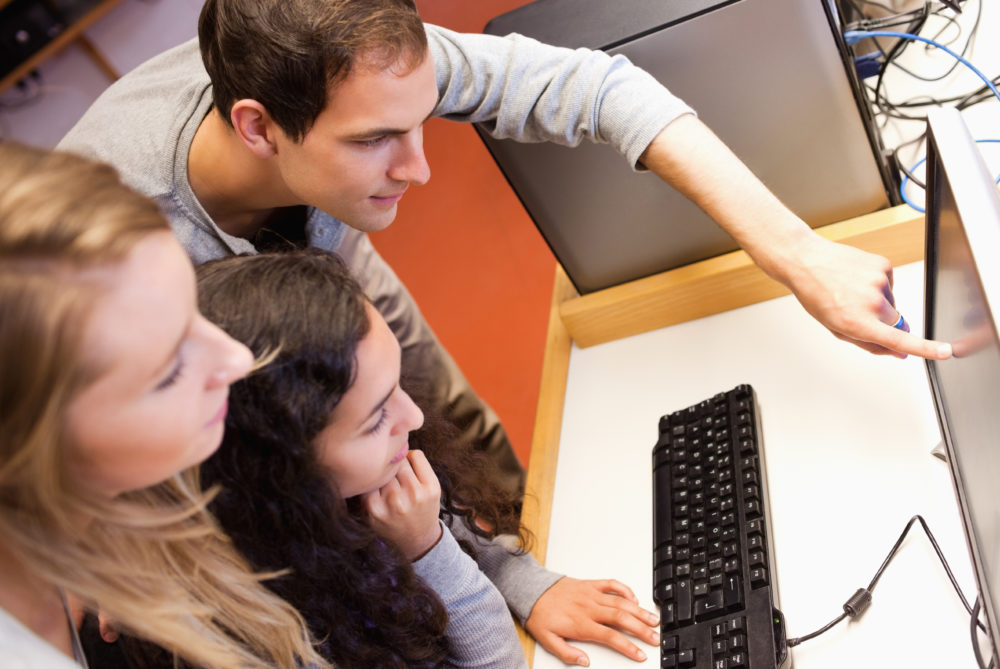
[652,384,789,669]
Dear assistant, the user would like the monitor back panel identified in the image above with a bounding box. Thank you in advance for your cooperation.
[478,0,896,294]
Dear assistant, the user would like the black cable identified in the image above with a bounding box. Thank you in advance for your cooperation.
[786,514,992,656]
[881,73,1000,108]
[971,598,997,669]
[858,0,992,134]
[849,0,898,16]
[889,0,981,82]
[858,0,983,122]
[870,5,931,120]
[893,149,926,189]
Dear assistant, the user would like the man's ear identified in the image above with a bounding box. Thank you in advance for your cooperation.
[230,99,279,158]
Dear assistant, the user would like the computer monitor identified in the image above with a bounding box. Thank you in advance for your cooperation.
[477,0,898,294]
[923,107,1000,666]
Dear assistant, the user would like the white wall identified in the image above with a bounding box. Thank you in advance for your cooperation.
[0,0,203,147]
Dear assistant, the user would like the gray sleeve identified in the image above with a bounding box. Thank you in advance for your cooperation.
[425,23,695,170]
[413,523,528,669]
[447,519,564,625]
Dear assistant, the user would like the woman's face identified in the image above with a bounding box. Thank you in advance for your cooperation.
[315,303,425,499]
[64,231,253,496]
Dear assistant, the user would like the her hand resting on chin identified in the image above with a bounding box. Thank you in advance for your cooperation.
[362,450,443,561]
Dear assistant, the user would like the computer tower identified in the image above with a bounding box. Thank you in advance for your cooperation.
[477,0,898,294]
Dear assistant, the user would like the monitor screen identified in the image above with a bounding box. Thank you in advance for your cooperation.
[923,107,1000,666]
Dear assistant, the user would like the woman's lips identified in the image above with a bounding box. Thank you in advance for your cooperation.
[204,399,228,428]
[390,442,409,464]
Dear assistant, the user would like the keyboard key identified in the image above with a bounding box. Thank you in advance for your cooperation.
[661,602,675,628]
[695,590,725,620]
[676,580,692,623]
[654,581,673,605]
[723,575,744,609]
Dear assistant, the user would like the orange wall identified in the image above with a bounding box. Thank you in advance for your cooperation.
[369,0,554,468]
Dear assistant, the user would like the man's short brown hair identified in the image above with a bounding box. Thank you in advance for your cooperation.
[199,0,428,142]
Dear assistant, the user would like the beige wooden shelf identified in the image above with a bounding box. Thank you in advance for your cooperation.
[559,204,925,349]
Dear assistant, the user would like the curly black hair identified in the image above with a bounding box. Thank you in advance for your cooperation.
[188,249,525,668]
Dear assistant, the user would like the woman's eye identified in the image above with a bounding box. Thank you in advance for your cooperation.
[366,408,388,435]
[155,360,184,391]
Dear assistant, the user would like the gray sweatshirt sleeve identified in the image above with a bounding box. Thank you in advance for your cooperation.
[426,23,695,170]
[447,519,564,625]
[413,523,528,668]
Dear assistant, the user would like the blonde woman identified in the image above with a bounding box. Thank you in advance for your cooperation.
[0,143,328,669]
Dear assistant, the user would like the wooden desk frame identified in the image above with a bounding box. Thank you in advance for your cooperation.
[0,0,126,95]
[519,203,923,662]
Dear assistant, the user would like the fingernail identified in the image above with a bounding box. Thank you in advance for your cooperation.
[939,343,953,358]
[577,656,590,667]
[636,649,647,661]
[646,611,660,625]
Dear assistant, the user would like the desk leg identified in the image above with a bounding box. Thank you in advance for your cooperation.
[75,35,120,82]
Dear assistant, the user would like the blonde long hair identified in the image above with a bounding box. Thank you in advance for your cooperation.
[0,143,329,669]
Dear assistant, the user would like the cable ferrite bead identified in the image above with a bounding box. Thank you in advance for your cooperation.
[843,588,873,618]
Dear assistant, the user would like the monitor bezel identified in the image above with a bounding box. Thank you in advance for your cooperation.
[923,106,1000,666]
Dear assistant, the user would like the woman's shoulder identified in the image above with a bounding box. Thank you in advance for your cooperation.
[0,606,84,669]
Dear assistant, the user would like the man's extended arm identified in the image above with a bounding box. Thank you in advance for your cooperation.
[426,24,950,360]
[639,114,951,359]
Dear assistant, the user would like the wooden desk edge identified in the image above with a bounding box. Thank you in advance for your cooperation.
[519,204,923,662]
[517,264,577,662]
[560,204,925,348]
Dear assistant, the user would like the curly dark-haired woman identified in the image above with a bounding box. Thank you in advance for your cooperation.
[193,248,534,667]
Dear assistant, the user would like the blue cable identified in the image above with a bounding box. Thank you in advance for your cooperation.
[842,30,1000,107]
[901,139,1000,213]
[844,29,1000,211]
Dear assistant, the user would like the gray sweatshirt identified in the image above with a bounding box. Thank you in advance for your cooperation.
[57,24,693,264]
[416,522,528,668]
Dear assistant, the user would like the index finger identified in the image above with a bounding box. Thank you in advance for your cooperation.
[870,324,952,360]
[405,449,438,486]
[589,578,639,604]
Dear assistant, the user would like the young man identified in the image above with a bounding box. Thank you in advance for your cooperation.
[58,1,952,663]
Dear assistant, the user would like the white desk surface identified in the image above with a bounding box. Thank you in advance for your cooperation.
[534,262,980,668]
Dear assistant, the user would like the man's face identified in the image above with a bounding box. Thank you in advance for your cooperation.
[270,48,438,232]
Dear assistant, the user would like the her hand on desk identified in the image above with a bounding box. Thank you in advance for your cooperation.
[777,233,952,360]
[525,577,659,665]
